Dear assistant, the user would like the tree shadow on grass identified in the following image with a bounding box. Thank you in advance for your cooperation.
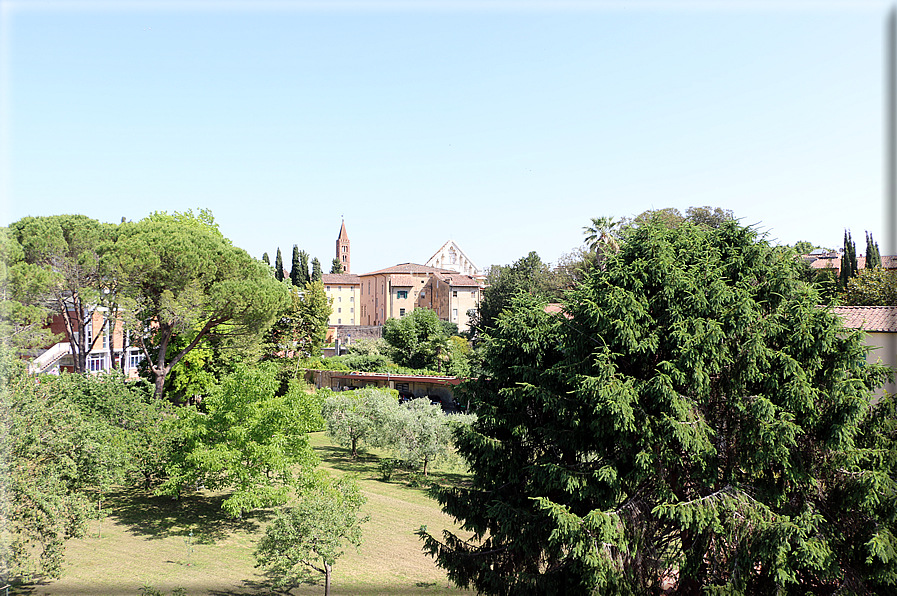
[314,444,472,491]
[107,486,275,544]
[314,444,382,477]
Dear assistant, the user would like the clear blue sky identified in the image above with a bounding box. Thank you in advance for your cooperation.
[0,1,891,274]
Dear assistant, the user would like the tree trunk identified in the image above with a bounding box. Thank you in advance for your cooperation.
[324,562,332,596]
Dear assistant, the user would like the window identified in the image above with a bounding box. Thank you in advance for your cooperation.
[88,353,105,372]
[338,296,342,302]
[452,291,458,298]
[397,290,408,299]
[453,309,458,320]
[399,308,406,317]
[343,246,347,253]
[472,290,477,297]
[350,307,354,313]
[338,286,342,291]
[350,296,354,302]
[338,307,342,313]
[326,286,331,291]
[420,291,425,298]
[338,318,342,324]
[85,322,93,348]
[128,350,142,369]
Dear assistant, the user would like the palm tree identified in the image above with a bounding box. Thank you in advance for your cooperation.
[583,216,620,255]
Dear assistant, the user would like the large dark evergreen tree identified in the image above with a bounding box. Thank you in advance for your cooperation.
[330,258,343,275]
[422,220,896,595]
[299,250,310,286]
[866,231,882,270]
[274,248,284,282]
[290,245,301,287]
[840,230,858,289]
[311,257,323,282]
[262,252,270,266]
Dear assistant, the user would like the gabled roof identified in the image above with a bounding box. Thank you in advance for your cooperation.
[322,273,360,285]
[425,240,481,275]
[831,306,897,333]
[362,263,456,276]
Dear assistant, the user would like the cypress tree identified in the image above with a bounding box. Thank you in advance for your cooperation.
[290,245,301,287]
[866,231,882,270]
[311,257,323,282]
[331,258,343,274]
[299,250,310,286]
[840,230,858,289]
[262,252,270,266]
[274,248,284,282]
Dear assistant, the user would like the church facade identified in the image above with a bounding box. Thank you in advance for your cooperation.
[328,223,484,332]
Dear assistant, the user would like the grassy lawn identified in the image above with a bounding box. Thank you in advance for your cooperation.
[28,432,472,596]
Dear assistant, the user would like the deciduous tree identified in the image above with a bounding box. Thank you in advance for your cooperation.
[470,251,552,334]
[383,308,449,370]
[255,476,368,596]
[157,363,321,517]
[841,267,897,306]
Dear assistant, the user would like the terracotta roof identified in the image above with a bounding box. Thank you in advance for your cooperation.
[389,275,418,287]
[322,273,360,285]
[436,273,482,287]
[362,263,455,276]
[337,219,349,241]
[831,306,897,332]
[809,255,897,270]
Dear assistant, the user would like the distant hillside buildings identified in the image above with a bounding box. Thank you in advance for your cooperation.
[322,221,485,333]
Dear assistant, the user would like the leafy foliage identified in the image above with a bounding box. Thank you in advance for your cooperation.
[255,476,369,595]
[422,220,896,595]
[840,267,897,306]
[383,308,451,371]
[386,399,473,477]
[322,387,398,458]
[157,363,322,517]
[113,211,289,397]
[1,360,172,582]
[470,251,554,334]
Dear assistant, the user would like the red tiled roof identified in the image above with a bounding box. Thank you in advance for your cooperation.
[831,306,897,332]
[322,273,360,285]
[362,263,455,276]
[809,255,897,270]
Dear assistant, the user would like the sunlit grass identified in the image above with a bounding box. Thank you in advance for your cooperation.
[35,432,471,596]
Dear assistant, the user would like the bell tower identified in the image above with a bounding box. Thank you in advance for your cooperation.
[336,219,350,273]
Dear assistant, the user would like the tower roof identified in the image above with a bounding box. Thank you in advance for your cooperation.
[337,219,349,241]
